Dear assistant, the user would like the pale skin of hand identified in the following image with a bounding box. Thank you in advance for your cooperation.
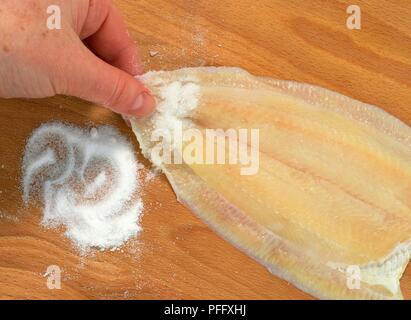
[0,0,155,117]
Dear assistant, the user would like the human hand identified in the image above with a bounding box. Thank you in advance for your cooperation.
[0,0,155,117]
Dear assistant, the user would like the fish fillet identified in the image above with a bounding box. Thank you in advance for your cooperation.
[130,67,411,299]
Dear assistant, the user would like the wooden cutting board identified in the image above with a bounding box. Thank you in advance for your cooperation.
[0,0,410,299]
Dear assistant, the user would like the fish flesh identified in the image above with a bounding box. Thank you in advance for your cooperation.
[131,67,411,299]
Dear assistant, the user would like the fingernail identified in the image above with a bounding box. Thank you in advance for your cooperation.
[131,94,145,110]
[130,92,156,117]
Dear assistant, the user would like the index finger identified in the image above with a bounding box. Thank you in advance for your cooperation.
[80,0,143,76]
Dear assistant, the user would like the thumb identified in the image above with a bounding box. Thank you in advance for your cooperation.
[62,49,155,117]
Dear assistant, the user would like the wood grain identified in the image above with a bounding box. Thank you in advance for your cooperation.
[0,0,410,299]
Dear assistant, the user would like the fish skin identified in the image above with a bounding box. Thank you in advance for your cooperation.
[131,67,411,299]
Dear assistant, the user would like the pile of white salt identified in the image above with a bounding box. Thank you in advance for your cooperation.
[136,71,200,168]
[22,122,143,252]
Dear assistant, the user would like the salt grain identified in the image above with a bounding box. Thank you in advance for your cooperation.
[140,72,200,167]
[22,122,144,252]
